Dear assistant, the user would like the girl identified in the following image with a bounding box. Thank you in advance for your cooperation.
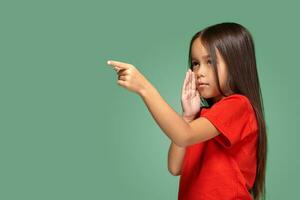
[106,22,267,200]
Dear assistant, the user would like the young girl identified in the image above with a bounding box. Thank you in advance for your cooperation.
[106,22,267,200]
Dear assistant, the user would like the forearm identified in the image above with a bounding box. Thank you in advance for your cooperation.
[168,116,194,175]
[139,83,192,147]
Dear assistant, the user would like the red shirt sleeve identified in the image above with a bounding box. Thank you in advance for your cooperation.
[201,95,253,149]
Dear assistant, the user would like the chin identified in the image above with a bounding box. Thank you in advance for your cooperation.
[199,91,212,99]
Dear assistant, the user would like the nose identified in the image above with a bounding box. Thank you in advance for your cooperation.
[194,66,206,78]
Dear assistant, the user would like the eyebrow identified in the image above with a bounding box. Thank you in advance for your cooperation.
[191,55,211,60]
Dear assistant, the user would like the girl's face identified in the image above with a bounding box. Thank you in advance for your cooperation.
[191,38,233,103]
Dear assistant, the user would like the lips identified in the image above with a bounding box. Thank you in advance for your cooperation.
[198,82,209,85]
[197,82,209,89]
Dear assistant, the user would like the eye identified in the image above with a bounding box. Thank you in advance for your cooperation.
[191,61,199,67]
[207,59,212,65]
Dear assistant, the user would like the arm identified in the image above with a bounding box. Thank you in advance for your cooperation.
[106,60,219,147]
[168,115,194,176]
[139,82,220,147]
[139,83,191,147]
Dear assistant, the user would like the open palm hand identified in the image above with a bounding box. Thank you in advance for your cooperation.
[181,69,202,120]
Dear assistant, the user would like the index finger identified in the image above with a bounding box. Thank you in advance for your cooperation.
[107,60,130,69]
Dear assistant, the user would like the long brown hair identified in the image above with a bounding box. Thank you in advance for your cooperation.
[187,22,268,200]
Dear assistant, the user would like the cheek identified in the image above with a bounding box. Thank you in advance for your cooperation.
[218,68,228,88]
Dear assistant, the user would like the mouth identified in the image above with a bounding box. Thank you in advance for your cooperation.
[198,83,209,88]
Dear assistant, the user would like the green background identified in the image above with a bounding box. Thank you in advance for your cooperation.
[1,0,299,199]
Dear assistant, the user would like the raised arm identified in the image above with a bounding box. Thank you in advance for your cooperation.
[139,85,191,147]
[106,60,218,147]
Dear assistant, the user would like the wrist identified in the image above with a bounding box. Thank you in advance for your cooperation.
[182,114,196,122]
[139,81,155,99]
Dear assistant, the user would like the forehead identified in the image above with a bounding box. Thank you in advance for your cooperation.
[191,38,208,58]
[191,38,221,60]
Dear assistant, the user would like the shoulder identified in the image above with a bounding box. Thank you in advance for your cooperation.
[219,93,249,103]
[214,94,252,110]
[201,94,254,117]
[215,94,257,127]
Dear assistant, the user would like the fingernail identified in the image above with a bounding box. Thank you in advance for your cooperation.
[107,60,111,65]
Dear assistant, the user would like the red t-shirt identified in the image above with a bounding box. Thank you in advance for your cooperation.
[178,94,258,200]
